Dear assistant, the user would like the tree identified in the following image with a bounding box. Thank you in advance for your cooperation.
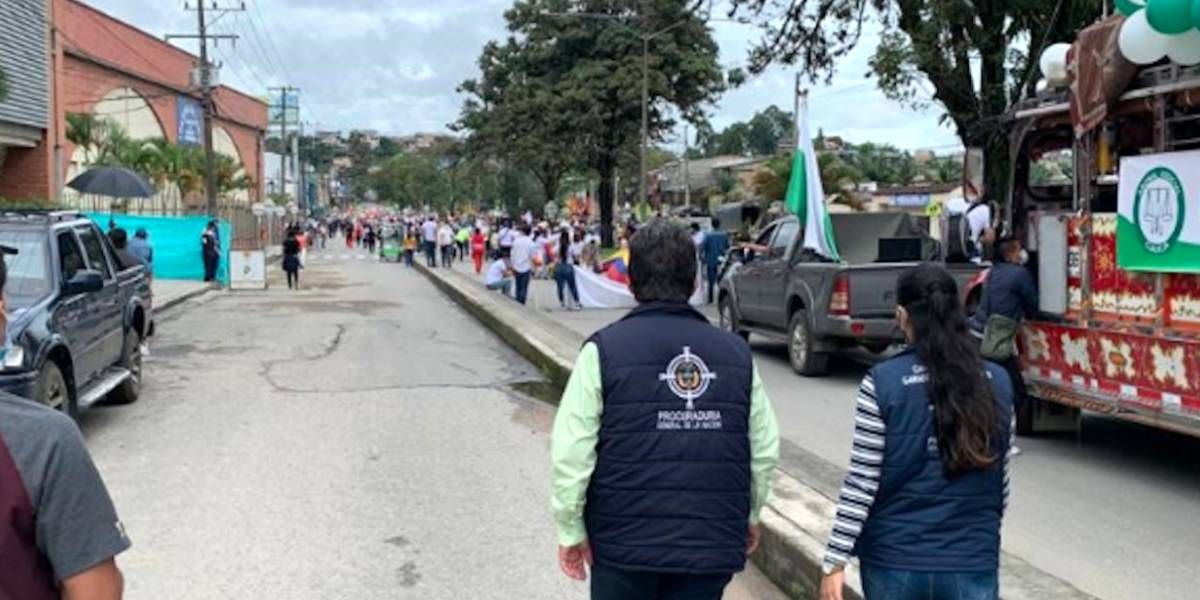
[746,105,795,156]
[480,0,726,245]
[724,0,1102,202]
[370,152,451,209]
[457,38,580,210]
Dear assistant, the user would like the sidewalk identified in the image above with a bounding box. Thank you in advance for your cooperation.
[418,260,1095,600]
[152,279,213,313]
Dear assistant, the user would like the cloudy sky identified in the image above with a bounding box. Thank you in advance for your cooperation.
[87,0,963,152]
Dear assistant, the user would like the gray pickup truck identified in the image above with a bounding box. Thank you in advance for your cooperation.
[717,213,984,376]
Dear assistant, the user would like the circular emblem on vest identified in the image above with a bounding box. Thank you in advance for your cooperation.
[659,346,718,410]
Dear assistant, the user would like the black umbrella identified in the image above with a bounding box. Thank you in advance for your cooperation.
[66,166,156,198]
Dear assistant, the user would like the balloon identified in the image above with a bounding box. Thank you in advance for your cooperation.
[1167,28,1200,64]
[1117,0,1146,15]
[1120,9,1170,64]
[1039,43,1072,86]
[1146,0,1193,34]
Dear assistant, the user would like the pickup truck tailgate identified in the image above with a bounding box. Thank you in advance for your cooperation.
[845,264,908,319]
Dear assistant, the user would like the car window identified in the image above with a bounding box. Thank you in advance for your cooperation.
[0,229,53,309]
[770,220,799,258]
[754,225,777,247]
[58,230,85,283]
[76,226,113,280]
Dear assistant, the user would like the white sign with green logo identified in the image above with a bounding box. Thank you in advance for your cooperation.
[1118,151,1200,273]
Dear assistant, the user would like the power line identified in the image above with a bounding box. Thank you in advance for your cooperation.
[248,0,292,83]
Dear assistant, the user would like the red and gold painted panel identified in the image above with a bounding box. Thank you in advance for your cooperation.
[1020,321,1200,418]
[1066,214,1200,332]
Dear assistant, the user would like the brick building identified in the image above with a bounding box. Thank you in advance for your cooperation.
[0,0,267,206]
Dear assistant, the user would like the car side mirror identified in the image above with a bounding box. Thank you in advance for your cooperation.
[63,270,104,295]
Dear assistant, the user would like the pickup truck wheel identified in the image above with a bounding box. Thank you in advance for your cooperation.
[788,311,829,377]
[719,297,749,341]
[37,361,77,420]
[107,329,142,405]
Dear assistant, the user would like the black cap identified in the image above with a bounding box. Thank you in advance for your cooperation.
[0,244,18,256]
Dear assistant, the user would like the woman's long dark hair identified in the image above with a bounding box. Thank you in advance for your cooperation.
[559,229,571,264]
[897,264,999,477]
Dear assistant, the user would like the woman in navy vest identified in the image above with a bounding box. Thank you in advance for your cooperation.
[819,264,1014,600]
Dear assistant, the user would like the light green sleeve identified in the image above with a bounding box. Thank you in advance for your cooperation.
[749,362,780,524]
[550,342,603,547]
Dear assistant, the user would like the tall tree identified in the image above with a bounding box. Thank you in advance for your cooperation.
[473,0,726,244]
[722,0,1102,201]
[458,38,579,210]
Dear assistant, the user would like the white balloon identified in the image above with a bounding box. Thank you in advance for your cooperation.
[1167,29,1200,65]
[1040,43,1072,85]
[1119,9,1170,65]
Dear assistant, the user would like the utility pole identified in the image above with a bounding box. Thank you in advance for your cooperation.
[268,86,299,203]
[170,2,243,217]
[639,36,650,208]
[682,124,691,208]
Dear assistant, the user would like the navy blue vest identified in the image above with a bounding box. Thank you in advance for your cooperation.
[585,302,754,574]
[856,349,1013,572]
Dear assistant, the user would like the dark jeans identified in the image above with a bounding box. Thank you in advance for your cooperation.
[440,245,454,268]
[705,262,719,304]
[590,563,732,600]
[555,263,579,306]
[860,565,999,600]
[403,249,415,267]
[423,241,437,266]
[203,253,219,282]
[514,270,532,305]
[285,270,299,289]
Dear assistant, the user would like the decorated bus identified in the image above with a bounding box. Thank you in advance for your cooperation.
[1004,14,1200,437]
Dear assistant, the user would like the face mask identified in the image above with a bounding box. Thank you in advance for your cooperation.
[1019,249,1030,265]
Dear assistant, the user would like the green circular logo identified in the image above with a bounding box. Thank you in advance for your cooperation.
[1133,167,1186,254]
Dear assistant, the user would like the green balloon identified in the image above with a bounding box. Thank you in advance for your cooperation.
[1117,0,1145,16]
[1147,0,1192,34]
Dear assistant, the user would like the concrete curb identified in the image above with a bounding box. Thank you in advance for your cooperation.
[154,283,214,314]
[415,262,1095,600]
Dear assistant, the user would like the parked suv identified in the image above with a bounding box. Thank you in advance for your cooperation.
[0,212,152,418]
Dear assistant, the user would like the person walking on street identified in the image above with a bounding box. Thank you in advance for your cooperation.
[554,229,582,310]
[510,225,538,305]
[282,228,303,290]
[551,219,780,600]
[456,223,471,264]
[701,220,730,304]
[970,236,1037,454]
[438,221,456,268]
[0,254,132,599]
[470,228,487,274]
[819,264,1014,600]
[201,220,220,283]
[403,225,418,268]
[421,217,439,267]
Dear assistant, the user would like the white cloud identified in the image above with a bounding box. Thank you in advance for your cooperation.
[82,0,962,151]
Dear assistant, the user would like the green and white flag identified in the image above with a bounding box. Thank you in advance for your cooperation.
[1118,151,1200,273]
[785,97,840,261]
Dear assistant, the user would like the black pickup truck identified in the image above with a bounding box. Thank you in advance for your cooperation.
[0,212,152,418]
[718,213,984,376]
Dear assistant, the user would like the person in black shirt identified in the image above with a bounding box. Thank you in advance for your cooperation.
[282,227,302,290]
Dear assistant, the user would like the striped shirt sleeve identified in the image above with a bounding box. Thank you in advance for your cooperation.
[823,374,885,571]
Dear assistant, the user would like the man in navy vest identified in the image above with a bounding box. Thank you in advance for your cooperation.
[551,219,780,599]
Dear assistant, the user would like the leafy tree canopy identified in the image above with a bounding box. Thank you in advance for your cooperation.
[721,0,1103,198]
[460,0,727,243]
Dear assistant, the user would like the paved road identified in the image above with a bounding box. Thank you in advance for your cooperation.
[450,259,1200,600]
[75,250,786,599]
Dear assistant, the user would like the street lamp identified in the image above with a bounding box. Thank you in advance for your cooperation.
[539,11,746,209]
